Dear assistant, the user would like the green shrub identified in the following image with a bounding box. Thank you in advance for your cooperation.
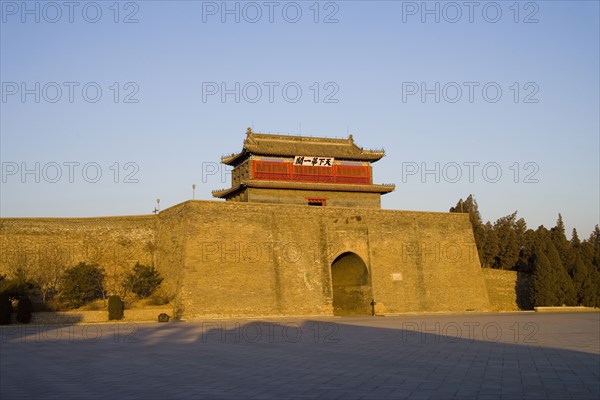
[16,296,33,324]
[0,292,12,325]
[59,262,105,309]
[108,295,124,320]
[123,263,163,298]
[0,273,39,299]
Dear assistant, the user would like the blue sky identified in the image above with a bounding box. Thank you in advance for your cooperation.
[1,0,599,237]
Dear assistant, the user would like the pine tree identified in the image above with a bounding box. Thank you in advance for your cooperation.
[544,235,577,305]
[571,253,597,306]
[550,214,574,270]
[589,225,600,270]
[450,195,487,267]
[580,226,600,307]
[579,229,596,271]
[515,229,536,274]
[493,212,520,269]
[571,228,581,249]
[530,247,558,307]
[480,222,499,268]
[515,218,528,245]
[591,269,600,307]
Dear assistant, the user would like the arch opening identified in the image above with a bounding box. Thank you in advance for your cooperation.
[330,252,373,315]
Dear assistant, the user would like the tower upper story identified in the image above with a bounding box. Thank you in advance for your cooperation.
[212,128,395,208]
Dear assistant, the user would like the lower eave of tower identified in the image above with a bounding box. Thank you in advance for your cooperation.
[212,180,395,198]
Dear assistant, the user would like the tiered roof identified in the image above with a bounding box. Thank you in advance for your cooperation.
[221,129,386,165]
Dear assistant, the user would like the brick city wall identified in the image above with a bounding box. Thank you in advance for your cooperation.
[482,268,532,311]
[0,216,157,295]
[175,201,491,318]
[1,200,504,319]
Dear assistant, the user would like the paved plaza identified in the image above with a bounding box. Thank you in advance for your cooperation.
[1,312,598,399]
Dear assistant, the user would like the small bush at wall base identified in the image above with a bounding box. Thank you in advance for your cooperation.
[0,293,12,325]
[108,296,124,320]
[123,263,163,298]
[16,296,33,324]
[60,262,105,309]
[148,292,173,306]
[158,313,170,322]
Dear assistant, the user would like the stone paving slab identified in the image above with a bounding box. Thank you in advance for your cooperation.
[1,312,598,399]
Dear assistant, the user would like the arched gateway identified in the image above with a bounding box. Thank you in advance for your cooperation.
[331,252,373,315]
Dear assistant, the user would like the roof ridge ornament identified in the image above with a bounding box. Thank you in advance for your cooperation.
[245,127,258,145]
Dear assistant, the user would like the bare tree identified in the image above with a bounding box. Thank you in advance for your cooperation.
[32,244,69,303]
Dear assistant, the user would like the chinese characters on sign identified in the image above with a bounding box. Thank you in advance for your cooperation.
[294,156,334,167]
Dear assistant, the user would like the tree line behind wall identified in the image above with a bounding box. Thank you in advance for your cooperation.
[450,195,600,308]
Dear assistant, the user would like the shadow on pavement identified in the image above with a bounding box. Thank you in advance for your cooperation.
[1,313,599,399]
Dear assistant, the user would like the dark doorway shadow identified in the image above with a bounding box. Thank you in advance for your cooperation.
[331,252,372,315]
